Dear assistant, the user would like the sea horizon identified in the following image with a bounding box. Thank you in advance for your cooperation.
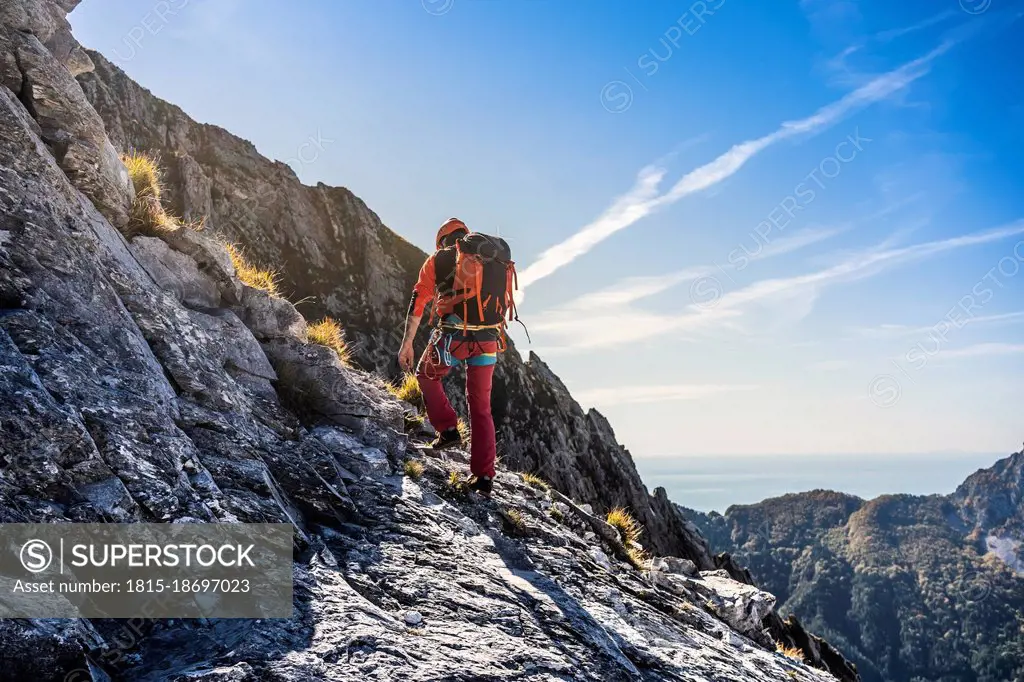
[635,451,1008,514]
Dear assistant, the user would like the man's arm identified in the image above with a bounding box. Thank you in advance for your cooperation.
[398,312,422,372]
[399,255,436,371]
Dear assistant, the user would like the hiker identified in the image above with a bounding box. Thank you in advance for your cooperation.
[398,218,520,498]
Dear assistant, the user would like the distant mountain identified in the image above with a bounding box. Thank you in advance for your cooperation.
[685,448,1024,682]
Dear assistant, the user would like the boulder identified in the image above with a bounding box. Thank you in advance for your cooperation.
[131,235,221,309]
[161,226,243,304]
[697,572,777,642]
[652,556,698,576]
[313,427,391,478]
[590,548,614,571]
[193,309,277,382]
[237,286,307,341]
[264,339,368,422]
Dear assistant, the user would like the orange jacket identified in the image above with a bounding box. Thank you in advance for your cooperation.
[408,252,439,318]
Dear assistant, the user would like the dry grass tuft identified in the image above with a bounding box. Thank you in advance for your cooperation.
[123,151,162,201]
[606,506,652,570]
[505,508,527,534]
[224,243,281,297]
[404,413,426,431]
[457,417,470,443]
[548,506,564,523]
[626,544,651,570]
[444,470,469,499]
[404,459,425,480]
[776,643,806,663]
[520,472,549,490]
[122,151,181,237]
[307,318,351,366]
[388,373,422,406]
[606,507,643,546]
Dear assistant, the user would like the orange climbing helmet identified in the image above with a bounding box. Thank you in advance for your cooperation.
[435,217,469,249]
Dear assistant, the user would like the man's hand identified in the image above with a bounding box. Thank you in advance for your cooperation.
[399,313,423,373]
[399,342,415,372]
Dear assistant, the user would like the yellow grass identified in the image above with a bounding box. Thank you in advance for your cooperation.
[122,151,180,237]
[520,472,549,490]
[776,643,806,662]
[123,150,162,201]
[626,545,651,570]
[388,373,422,405]
[606,507,643,546]
[224,243,281,297]
[445,470,469,498]
[307,317,351,366]
[506,508,526,533]
[404,460,424,480]
[457,417,470,442]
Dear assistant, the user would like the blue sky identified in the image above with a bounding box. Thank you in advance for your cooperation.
[70,0,1024,458]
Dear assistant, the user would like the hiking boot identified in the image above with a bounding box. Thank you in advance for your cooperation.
[429,427,462,450]
[469,476,494,499]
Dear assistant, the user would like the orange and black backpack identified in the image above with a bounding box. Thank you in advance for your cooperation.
[432,233,525,347]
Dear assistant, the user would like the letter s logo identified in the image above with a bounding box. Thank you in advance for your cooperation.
[21,539,53,573]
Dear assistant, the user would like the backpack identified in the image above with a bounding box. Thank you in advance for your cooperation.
[433,233,524,344]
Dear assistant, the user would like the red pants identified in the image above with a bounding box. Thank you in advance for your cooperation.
[416,331,498,479]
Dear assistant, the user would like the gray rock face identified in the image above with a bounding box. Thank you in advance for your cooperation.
[0,2,857,680]
[131,235,222,309]
[0,0,131,228]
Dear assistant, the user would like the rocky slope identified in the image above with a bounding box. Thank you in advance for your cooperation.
[686,449,1024,682]
[1,1,857,680]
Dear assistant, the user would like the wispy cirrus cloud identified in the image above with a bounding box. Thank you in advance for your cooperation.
[518,41,959,291]
[941,343,1024,359]
[562,266,714,312]
[574,383,759,407]
[515,164,665,292]
[709,221,1024,311]
[824,11,987,90]
[747,226,846,263]
[852,311,1024,339]
[875,10,959,43]
[825,9,959,77]
[575,223,854,317]
[532,220,1024,352]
